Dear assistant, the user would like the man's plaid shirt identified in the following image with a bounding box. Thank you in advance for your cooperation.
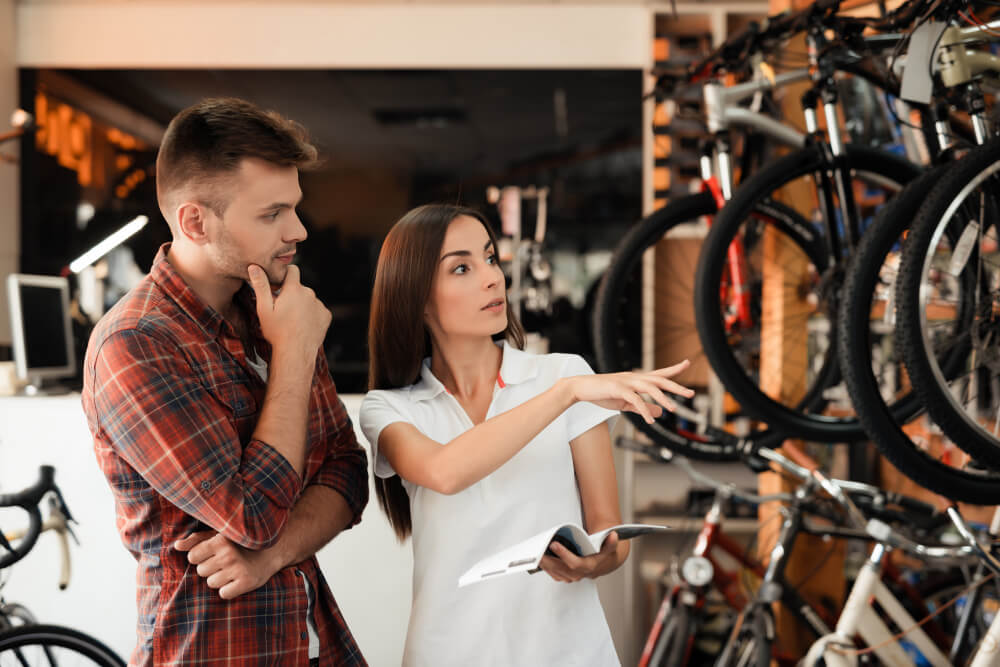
[82,245,369,666]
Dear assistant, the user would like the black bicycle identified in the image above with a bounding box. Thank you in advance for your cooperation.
[0,466,125,667]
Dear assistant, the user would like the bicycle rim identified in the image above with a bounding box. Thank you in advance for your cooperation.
[695,144,919,442]
[898,141,1000,467]
[593,191,771,461]
[0,624,125,667]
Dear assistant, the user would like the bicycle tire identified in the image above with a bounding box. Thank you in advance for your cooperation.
[592,192,801,460]
[713,605,773,667]
[0,623,125,666]
[647,598,692,667]
[837,166,1000,503]
[897,138,1000,467]
[694,144,920,442]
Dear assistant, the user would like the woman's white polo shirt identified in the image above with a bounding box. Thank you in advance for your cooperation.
[359,341,621,666]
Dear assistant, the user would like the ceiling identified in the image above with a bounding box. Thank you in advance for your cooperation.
[58,68,643,178]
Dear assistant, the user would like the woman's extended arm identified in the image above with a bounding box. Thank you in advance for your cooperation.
[377,362,691,495]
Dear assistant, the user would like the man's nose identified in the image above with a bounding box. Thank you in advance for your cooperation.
[285,211,307,243]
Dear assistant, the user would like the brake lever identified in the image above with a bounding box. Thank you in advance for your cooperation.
[51,487,77,525]
[48,493,80,546]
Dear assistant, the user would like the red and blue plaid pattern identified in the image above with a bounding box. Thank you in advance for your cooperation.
[82,245,369,666]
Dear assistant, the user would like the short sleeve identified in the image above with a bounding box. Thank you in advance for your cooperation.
[359,391,411,479]
[561,355,619,441]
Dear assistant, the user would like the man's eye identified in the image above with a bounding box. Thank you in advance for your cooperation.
[264,211,280,221]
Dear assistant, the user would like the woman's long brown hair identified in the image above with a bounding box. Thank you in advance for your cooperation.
[368,204,525,540]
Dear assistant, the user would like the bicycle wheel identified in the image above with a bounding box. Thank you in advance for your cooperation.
[838,166,1000,503]
[0,602,36,631]
[694,144,920,442]
[0,624,124,666]
[642,594,693,667]
[897,138,1000,467]
[593,192,790,460]
[713,605,773,667]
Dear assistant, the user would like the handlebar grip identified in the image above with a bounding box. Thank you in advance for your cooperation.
[56,526,71,590]
[890,493,938,519]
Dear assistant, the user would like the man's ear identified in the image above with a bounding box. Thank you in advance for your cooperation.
[176,202,211,245]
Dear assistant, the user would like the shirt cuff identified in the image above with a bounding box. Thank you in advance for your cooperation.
[311,455,369,529]
[241,438,304,510]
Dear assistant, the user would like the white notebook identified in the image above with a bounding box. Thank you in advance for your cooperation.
[458,522,668,587]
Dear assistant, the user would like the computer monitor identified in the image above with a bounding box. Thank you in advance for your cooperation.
[6,274,76,395]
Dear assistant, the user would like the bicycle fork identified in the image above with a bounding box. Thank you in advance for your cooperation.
[702,132,755,331]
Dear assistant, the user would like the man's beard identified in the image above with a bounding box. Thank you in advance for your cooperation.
[210,236,286,286]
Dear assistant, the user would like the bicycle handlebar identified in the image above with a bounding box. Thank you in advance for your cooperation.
[0,466,74,572]
[668,0,936,88]
[867,514,975,560]
[616,437,944,531]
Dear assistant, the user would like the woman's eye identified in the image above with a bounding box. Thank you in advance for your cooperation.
[486,253,498,265]
[452,264,468,274]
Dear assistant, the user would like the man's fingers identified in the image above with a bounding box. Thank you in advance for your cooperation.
[283,263,301,286]
[247,265,273,313]
[219,579,250,600]
[196,557,223,578]
[174,530,216,554]
[186,533,227,565]
[205,570,234,590]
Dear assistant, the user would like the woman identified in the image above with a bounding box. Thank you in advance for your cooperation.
[359,204,691,666]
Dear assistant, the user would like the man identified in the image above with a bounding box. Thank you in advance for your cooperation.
[81,97,369,666]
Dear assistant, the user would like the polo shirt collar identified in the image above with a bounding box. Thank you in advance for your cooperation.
[408,340,539,402]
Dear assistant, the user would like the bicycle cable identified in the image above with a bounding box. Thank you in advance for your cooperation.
[828,571,997,656]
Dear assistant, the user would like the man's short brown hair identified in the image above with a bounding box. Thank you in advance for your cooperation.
[155,97,319,226]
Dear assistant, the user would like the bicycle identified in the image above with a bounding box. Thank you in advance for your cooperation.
[595,0,929,458]
[0,465,125,667]
[621,438,962,666]
[895,131,1000,469]
[803,505,1000,666]
[837,8,1000,504]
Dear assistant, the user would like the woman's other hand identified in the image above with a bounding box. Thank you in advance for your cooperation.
[538,531,624,582]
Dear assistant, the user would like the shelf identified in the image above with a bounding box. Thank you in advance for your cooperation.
[637,515,760,534]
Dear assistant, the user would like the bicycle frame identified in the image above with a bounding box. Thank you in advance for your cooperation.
[806,543,951,666]
[805,506,999,667]
[639,492,766,667]
[694,69,809,332]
